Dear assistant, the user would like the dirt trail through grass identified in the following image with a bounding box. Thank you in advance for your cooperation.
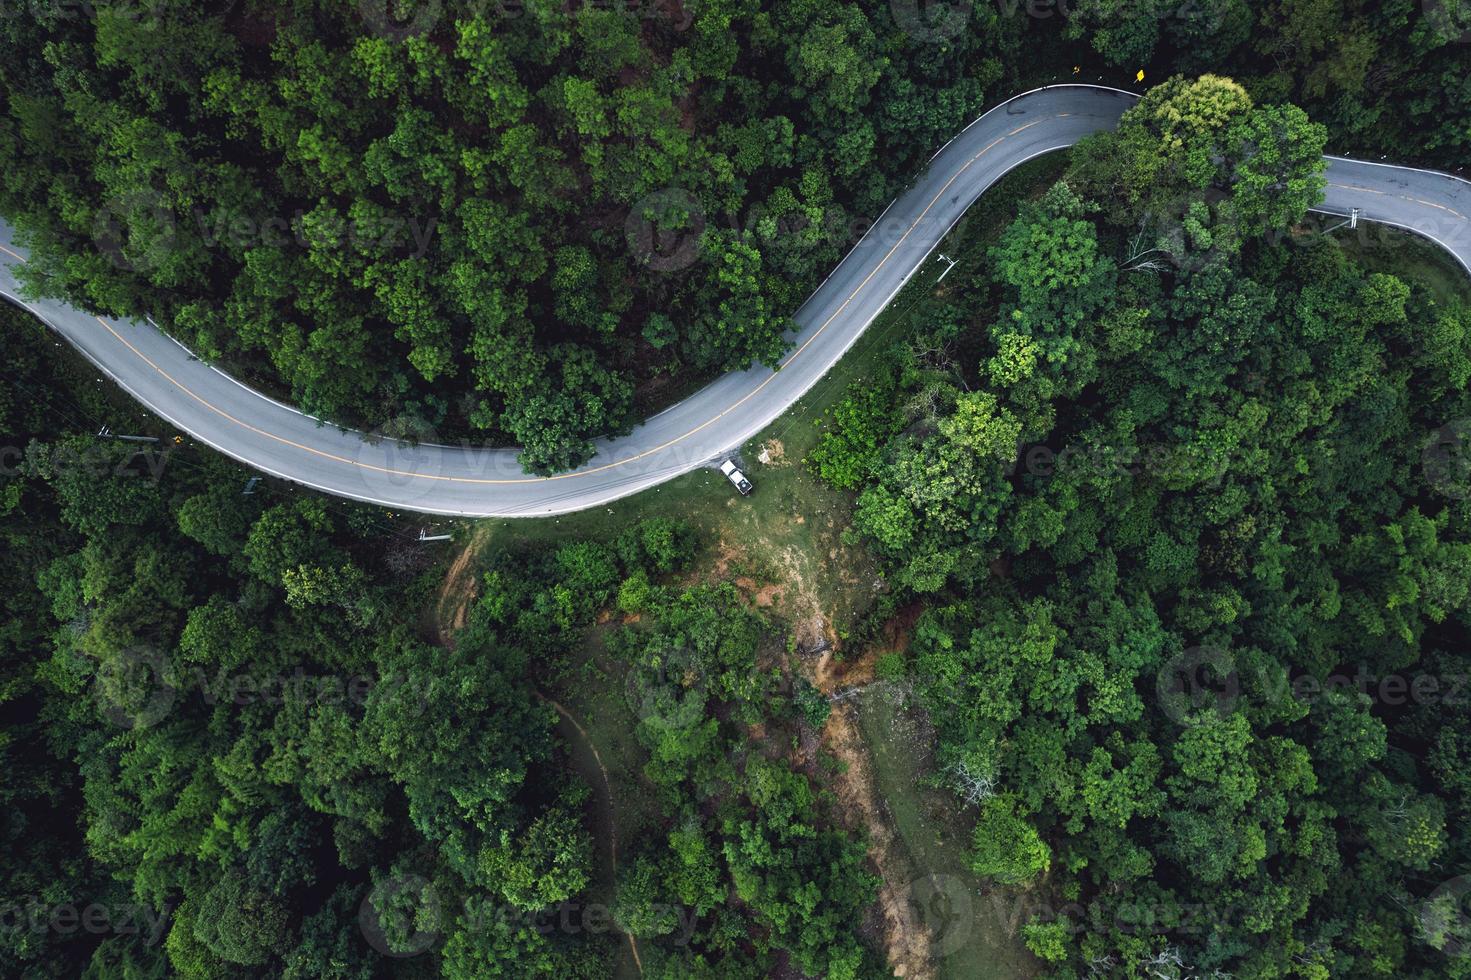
[801,641,938,977]
[536,693,644,976]
[430,525,488,646]
[825,694,937,976]
[430,542,643,975]
[421,157,1070,978]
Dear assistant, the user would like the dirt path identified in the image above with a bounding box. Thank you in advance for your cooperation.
[806,621,939,978]
[536,692,644,977]
[536,694,622,874]
[823,695,936,977]
[429,536,642,974]
[430,526,488,646]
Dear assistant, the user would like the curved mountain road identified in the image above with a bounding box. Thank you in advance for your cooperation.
[2,85,1468,517]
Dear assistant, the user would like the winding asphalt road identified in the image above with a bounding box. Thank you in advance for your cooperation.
[2,85,1469,517]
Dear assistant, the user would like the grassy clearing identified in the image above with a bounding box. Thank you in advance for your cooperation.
[467,152,1073,638]
[449,151,1073,977]
[554,630,660,852]
[856,687,1039,980]
[1323,219,1471,305]
[543,656,647,980]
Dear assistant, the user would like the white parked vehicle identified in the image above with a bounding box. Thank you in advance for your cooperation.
[719,458,753,495]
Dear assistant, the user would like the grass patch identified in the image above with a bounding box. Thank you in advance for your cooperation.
[1324,219,1471,306]
[464,150,1072,976]
[507,182,1471,980]
[468,152,1074,637]
[855,686,1039,980]
[545,633,650,980]
[555,632,661,850]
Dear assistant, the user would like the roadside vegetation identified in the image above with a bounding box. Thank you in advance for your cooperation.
[10,73,1471,977]
[5,2,1471,976]
[806,75,1471,977]
[0,0,1027,473]
[3,1,1469,474]
[0,297,895,977]
[0,138,1071,980]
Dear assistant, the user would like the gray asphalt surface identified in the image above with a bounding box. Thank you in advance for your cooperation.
[2,85,1468,517]
[1318,156,1471,275]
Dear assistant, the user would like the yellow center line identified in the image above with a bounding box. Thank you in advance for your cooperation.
[93,314,379,468]
[0,243,24,261]
[1412,198,1466,219]
[1329,183,1467,220]
[36,130,1466,491]
[22,115,1045,486]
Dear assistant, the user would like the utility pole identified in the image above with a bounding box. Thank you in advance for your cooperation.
[241,476,260,496]
[96,425,158,443]
[418,528,452,542]
[1321,208,1361,235]
[935,252,958,283]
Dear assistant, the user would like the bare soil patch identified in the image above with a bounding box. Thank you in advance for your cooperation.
[431,526,489,647]
[823,698,936,978]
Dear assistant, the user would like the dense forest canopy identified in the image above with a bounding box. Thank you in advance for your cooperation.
[811,76,1471,976]
[0,0,1018,472]
[2,1,1469,473]
[0,300,882,977]
[6,1,1471,978]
